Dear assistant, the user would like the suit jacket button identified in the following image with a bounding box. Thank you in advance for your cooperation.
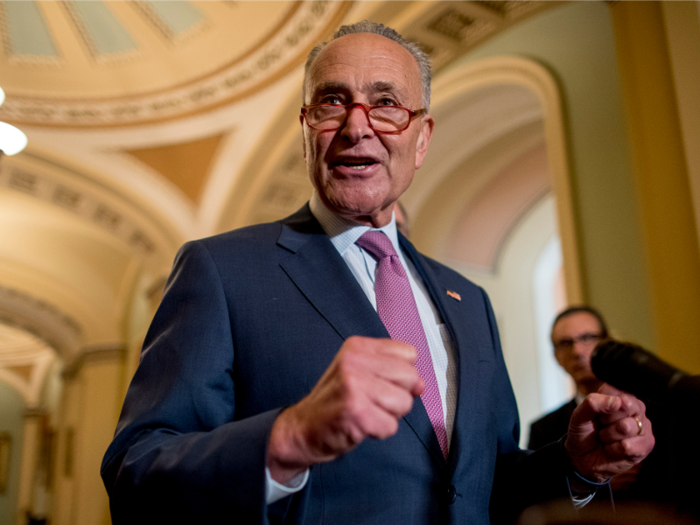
[447,485,457,504]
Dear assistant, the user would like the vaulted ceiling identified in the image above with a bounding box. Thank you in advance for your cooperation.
[0,0,561,403]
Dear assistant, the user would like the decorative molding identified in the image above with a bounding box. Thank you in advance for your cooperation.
[1,164,155,256]
[427,7,494,46]
[61,0,105,60]
[0,286,82,359]
[0,1,10,57]
[249,149,312,226]
[0,325,56,406]
[0,1,351,128]
[399,1,559,72]
[62,343,125,379]
[60,0,141,64]
[0,151,182,261]
[133,1,209,44]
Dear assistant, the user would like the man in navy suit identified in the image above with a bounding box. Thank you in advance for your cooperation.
[102,22,654,525]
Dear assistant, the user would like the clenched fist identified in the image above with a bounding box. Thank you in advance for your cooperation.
[266,336,424,483]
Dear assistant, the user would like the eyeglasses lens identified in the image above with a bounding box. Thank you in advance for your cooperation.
[555,333,601,350]
[306,106,410,132]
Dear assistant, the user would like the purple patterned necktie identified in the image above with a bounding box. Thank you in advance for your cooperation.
[356,230,448,459]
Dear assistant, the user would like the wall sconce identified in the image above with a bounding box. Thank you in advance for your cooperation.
[0,87,28,157]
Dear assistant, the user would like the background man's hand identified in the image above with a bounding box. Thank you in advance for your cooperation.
[266,336,424,484]
[565,384,655,483]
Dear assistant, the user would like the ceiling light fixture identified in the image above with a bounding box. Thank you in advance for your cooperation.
[0,87,28,157]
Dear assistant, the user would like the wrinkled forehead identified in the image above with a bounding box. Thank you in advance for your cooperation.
[304,32,422,103]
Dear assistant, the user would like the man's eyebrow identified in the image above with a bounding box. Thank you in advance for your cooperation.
[369,80,400,93]
[367,80,411,102]
[310,80,407,98]
[312,81,350,95]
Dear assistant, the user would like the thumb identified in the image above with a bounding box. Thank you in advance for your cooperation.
[570,393,622,429]
[598,383,625,397]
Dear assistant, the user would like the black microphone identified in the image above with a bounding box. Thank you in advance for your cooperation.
[590,340,700,404]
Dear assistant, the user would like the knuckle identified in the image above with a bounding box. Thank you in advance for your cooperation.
[385,418,399,437]
[347,424,366,444]
[619,438,635,457]
[344,392,364,419]
[398,392,414,415]
[337,359,361,387]
[345,335,362,346]
[375,417,399,440]
[620,418,635,435]
[405,343,418,360]
[343,336,367,354]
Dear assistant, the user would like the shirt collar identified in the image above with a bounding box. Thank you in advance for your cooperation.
[309,191,401,256]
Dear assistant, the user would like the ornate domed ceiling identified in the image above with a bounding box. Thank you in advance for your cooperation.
[0,0,562,376]
[0,1,561,128]
[0,1,349,126]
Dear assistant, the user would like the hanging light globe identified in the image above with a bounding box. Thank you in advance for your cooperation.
[0,87,28,156]
[0,122,28,156]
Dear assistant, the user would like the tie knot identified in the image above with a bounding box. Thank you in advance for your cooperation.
[356,230,397,261]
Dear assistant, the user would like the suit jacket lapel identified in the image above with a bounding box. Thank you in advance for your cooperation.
[277,206,387,342]
[399,235,483,474]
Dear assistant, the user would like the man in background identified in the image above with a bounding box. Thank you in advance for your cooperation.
[528,306,607,450]
[529,306,666,500]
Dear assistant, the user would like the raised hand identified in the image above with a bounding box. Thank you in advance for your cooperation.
[565,384,655,483]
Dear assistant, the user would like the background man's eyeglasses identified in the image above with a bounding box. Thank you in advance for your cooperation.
[554,333,602,351]
[301,103,426,134]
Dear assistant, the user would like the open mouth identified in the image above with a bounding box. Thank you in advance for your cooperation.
[334,157,378,170]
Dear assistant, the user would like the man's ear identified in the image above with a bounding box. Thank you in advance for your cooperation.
[414,115,434,170]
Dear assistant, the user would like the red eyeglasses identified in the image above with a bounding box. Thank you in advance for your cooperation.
[301,103,427,135]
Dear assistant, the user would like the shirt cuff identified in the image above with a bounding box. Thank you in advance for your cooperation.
[571,491,596,509]
[558,436,609,509]
[566,465,611,509]
[265,467,310,504]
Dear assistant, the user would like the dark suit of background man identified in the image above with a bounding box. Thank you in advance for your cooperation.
[101,21,654,525]
[528,306,609,451]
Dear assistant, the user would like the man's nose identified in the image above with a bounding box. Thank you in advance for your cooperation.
[572,340,590,357]
[341,105,374,142]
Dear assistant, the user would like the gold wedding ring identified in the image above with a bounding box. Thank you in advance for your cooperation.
[635,417,643,436]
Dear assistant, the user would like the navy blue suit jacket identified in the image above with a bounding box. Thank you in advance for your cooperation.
[101,205,569,524]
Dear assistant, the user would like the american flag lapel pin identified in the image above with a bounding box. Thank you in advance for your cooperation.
[446,290,461,301]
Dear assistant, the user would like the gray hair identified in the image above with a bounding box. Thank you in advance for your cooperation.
[304,20,432,109]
